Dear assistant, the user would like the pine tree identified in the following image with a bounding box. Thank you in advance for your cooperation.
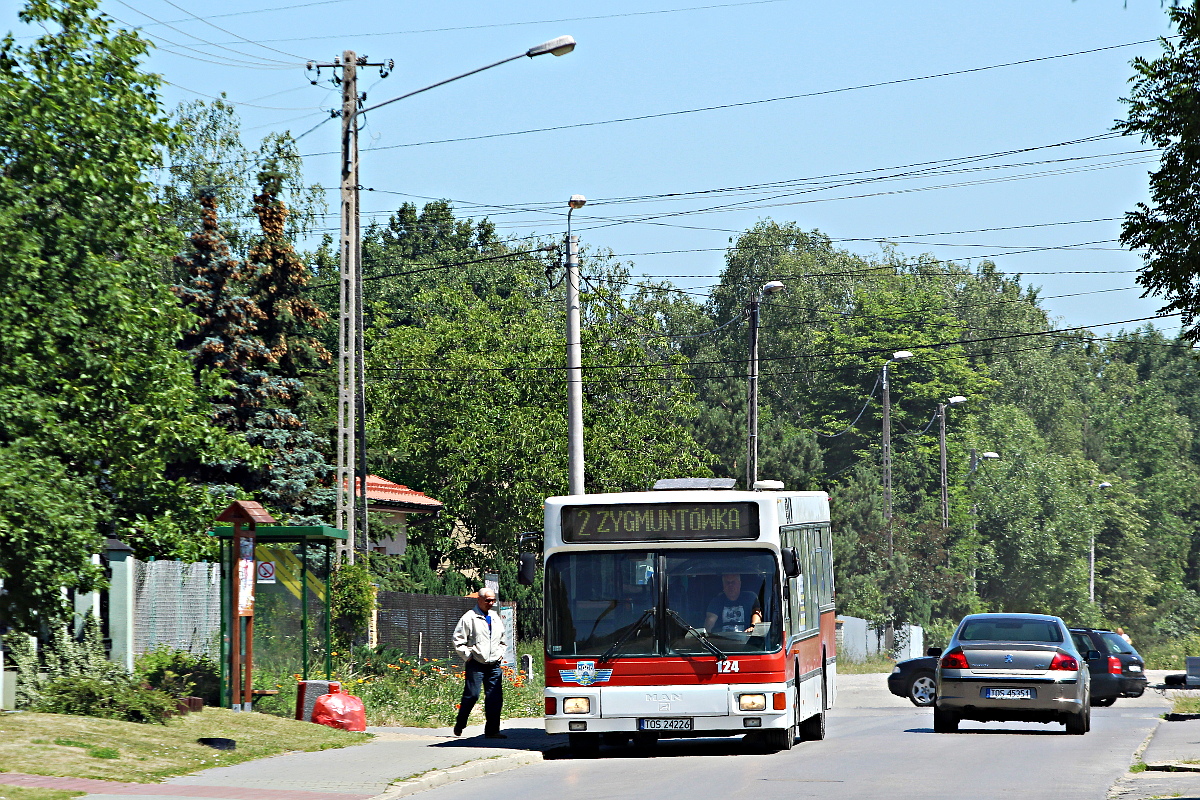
[240,163,335,523]
[171,192,269,497]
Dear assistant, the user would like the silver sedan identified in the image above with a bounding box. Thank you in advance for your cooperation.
[934,612,1090,734]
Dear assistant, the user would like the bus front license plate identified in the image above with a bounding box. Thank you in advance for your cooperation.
[639,718,693,731]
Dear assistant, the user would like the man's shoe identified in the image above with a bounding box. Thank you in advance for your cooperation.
[483,732,508,739]
[453,724,464,737]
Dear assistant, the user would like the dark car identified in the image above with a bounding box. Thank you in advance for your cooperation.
[888,649,941,707]
[1069,628,1147,706]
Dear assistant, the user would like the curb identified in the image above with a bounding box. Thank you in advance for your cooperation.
[368,752,544,800]
[1144,762,1200,773]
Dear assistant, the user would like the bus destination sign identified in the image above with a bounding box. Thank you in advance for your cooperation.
[562,502,758,542]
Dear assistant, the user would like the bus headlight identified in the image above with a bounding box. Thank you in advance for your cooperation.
[563,697,591,714]
[739,694,767,711]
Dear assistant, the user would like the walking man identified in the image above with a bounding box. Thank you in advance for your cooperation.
[452,587,507,738]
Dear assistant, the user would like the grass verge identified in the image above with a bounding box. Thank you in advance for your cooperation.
[0,709,369,783]
[0,788,85,800]
[838,654,897,674]
[1173,695,1200,714]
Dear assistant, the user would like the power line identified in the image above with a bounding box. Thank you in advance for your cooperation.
[155,0,797,39]
[337,39,1170,152]
[107,1,299,67]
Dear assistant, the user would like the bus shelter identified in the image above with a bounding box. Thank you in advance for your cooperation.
[210,523,347,709]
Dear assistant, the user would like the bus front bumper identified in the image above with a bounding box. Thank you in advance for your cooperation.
[544,683,792,735]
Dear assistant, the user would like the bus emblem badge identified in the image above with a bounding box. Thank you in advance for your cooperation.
[560,661,613,686]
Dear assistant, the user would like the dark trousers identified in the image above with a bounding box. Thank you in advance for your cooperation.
[456,659,503,734]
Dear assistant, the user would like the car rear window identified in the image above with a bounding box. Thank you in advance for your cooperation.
[959,619,1063,643]
[1099,632,1133,654]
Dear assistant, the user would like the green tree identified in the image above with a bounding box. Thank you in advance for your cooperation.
[0,0,249,625]
[1117,1,1200,340]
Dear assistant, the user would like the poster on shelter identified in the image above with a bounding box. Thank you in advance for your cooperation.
[237,535,255,616]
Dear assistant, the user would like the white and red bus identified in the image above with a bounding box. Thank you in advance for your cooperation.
[528,477,836,754]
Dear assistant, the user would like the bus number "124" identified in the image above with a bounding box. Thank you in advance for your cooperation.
[716,660,740,673]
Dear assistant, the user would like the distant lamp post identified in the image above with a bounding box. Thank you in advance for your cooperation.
[566,194,587,495]
[939,396,968,529]
[1091,481,1112,604]
[881,350,913,552]
[747,280,786,489]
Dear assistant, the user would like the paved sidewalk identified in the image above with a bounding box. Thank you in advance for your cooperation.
[0,719,554,800]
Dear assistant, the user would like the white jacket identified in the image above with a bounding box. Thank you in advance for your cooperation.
[453,605,507,664]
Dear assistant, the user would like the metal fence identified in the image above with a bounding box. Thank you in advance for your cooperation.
[516,605,543,642]
[133,560,222,658]
[375,592,477,660]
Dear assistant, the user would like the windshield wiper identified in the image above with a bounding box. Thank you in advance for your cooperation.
[665,608,728,661]
[600,607,655,663]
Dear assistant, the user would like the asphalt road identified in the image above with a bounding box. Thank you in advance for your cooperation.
[410,673,1171,800]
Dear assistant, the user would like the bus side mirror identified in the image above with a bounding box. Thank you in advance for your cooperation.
[517,552,537,586]
[781,547,800,578]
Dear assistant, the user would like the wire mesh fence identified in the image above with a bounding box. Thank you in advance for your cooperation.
[133,560,222,658]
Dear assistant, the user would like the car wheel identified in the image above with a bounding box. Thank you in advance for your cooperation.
[1125,686,1145,698]
[933,706,959,733]
[907,672,937,707]
[1091,696,1116,707]
[1065,707,1088,735]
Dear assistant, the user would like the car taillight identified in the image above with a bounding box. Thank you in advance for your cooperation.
[1108,655,1122,675]
[1049,652,1078,671]
[545,697,557,715]
[940,648,970,669]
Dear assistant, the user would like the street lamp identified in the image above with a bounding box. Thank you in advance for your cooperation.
[566,195,587,496]
[330,37,577,559]
[1091,481,1112,603]
[881,350,913,551]
[747,280,786,489]
[939,395,968,529]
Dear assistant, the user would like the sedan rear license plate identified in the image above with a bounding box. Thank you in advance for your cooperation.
[985,688,1034,700]
[639,718,693,731]
[1128,665,1142,672]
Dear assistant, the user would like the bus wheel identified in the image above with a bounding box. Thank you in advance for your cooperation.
[800,710,826,741]
[568,732,600,757]
[763,725,795,752]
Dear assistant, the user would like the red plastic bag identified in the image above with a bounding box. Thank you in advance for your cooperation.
[311,687,367,732]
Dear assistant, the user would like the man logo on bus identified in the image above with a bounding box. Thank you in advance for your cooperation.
[559,660,613,686]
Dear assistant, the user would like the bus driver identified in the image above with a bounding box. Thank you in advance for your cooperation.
[704,573,763,633]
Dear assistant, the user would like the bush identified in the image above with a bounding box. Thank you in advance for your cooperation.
[33,675,178,723]
[330,563,375,650]
[1142,633,1200,669]
[136,645,220,704]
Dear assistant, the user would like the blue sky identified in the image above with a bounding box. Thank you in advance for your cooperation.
[5,0,1182,334]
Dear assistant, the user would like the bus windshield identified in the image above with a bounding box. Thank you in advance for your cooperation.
[545,549,781,658]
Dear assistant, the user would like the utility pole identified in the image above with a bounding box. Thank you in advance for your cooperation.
[746,294,760,492]
[309,51,390,562]
[566,195,586,496]
[939,402,949,530]
[745,281,784,491]
[881,363,894,554]
[880,350,912,555]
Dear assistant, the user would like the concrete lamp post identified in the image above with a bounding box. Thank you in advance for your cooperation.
[939,395,968,529]
[566,194,587,496]
[747,280,786,490]
[881,350,913,553]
